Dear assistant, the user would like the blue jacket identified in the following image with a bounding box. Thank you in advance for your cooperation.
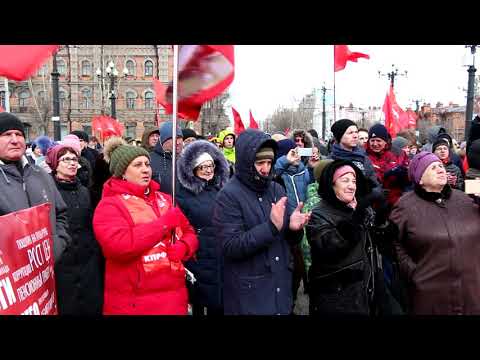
[212,129,302,315]
[176,140,230,311]
[274,155,310,214]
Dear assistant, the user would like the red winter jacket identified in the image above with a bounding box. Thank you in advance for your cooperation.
[366,144,410,207]
[93,177,198,315]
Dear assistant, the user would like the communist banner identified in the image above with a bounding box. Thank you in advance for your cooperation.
[0,203,57,315]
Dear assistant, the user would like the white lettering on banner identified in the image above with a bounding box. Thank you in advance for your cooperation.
[143,252,167,263]
[27,244,44,270]
[16,273,42,302]
[0,277,17,310]
[40,292,54,315]
[16,235,32,250]
[21,302,40,315]
[41,266,51,283]
[34,228,48,243]
[42,239,51,263]
[38,289,49,306]
[11,264,33,283]
[0,264,10,276]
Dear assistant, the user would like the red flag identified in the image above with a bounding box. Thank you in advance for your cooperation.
[159,45,234,121]
[154,78,197,119]
[0,45,60,81]
[249,110,259,129]
[382,86,412,138]
[232,107,245,135]
[92,115,124,140]
[0,105,4,112]
[334,45,370,72]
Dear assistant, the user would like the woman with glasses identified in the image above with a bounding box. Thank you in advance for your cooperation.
[176,140,230,316]
[46,144,104,315]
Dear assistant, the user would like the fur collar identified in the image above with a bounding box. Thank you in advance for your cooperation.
[177,140,229,195]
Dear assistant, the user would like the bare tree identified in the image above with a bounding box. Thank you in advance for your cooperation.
[199,92,231,136]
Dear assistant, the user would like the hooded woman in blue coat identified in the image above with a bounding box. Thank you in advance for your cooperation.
[176,140,230,315]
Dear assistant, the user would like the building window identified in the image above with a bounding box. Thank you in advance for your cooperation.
[81,88,92,109]
[81,60,91,76]
[59,90,66,110]
[144,60,153,76]
[37,64,48,77]
[144,91,154,110]
[126,91,136,109]
[19,90,30,107]
[37,91,47,107]
[0,91,5,109]
[126,60,135,76]
[126,125,136,139]
[57,59,66,75]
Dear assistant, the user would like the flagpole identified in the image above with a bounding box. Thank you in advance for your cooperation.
[333,46,336,123]
[4,78,10,112]
[171,45,179,208]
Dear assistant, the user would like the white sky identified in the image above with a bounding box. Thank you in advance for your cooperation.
[227,45,472,126]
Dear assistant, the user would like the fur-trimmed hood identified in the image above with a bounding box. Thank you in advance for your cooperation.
[177,140,230,195]
[290,129,314,149]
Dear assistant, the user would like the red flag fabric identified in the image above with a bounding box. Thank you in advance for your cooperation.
[334,45,370,72]
[154,78,196,119]
[382,86,413,138]
[158,45,235,121]
[92,115,124,140]
[0,105,4,112]
[284,128,290,136]
[249,110,259,129]
[0,203,58,315]
[231,107,245,135]
[0,45,60,81]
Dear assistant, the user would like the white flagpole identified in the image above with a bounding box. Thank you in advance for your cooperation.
[333,46,336,123]
[171,45,179,207]
[4,78,10,112]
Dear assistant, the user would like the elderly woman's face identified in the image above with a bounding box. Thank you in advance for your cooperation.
[420,161,447,190]
[194,160,215,181]
[333,172,356,204]
[123,156,152,187]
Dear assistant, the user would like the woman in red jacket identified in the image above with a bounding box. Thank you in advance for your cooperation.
[93,137,198,315]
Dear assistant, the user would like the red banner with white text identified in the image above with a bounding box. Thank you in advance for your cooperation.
[0,203,57,315]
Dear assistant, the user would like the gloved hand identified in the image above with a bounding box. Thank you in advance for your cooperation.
[167,240,188,262]
[356,188,385,212]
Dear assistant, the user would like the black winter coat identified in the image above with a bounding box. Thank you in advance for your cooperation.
[150,143,180,197]
[176,140,230,312]
[212,129,303,315]
[53,177,104,315]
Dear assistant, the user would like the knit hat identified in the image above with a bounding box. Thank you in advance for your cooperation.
[467,139,480,170]
[313,159,334,183]
[193,152,214,169]
[331,119,357,143]
[60,134,81,156]
[276,139,296,158]
[392,136,409,150]
[332,165,356,183]
[159,121,183,145]
[0,112,25,137]
[34,136,54,156]
[408,151,441,185]
[255,146,275,161]
[103,136,150,177]
[432,138,450,153]
[182,128,197,140]
[45,144,78,172]
[368,123,390,142]
[70,130,89,143]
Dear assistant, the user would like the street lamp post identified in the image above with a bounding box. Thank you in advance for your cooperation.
[378,64,408,89]
[96,60,128,119]
[465,45,477,140]
[51,51,61,140]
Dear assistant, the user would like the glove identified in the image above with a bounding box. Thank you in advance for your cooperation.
[356,188,385,212]
[167,240,188,262]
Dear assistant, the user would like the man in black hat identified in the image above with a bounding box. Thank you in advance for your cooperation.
[71,130,99,171]
[0,112,70,262]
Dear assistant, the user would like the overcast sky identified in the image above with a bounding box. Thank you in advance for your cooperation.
[227,45,472,125]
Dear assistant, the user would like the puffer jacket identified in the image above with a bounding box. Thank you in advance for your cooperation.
[390,185,480,315]
[274,155,310,214]
[176,140,230,312]
[93,177,198,315]
[150,142,180,197]
[0,156,69,262]
[212,129,303,315]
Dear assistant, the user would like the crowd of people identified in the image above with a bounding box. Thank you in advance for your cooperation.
[1,109,480,316]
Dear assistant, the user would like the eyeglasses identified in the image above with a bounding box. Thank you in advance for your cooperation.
[59,157,79,164]
[197,163,215,172]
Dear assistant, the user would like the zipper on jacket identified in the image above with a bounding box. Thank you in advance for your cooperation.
[22,178,32,207]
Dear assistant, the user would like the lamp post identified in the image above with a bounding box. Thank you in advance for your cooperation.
[51,51,61,141]
[378,64,408,89]
[464,45,477,140]
[96,60,128,119]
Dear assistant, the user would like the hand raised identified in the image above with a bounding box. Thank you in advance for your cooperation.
[289,202,310,231]
[270,197,287,231]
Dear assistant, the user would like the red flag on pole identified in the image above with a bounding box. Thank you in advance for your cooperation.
[232,107,245,135]
[92,115,124,141]
[0,45,60,81]
[382,85,412,138]
[249,110,259,129]
[157,45,235,121]
[334,45,370,72]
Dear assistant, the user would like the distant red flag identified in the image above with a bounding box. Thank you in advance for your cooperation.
[382,86,412,138]
[159,45,234,121]
[0,45,60,81]
[249,110,259,129]
[232,107,245,135]
[334,45,370,72]
[92,115,124,140]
